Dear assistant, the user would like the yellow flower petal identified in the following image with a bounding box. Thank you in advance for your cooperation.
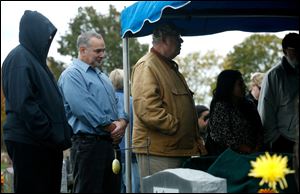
[248,152,295,190]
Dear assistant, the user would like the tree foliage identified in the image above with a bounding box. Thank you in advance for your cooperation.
[57,5,148,73]
[223,34,282,84]
[47,57,65,81]
[1,86,6,151]
[176,51,223,106]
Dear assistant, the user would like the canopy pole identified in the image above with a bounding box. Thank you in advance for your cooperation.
[122,37,132,193]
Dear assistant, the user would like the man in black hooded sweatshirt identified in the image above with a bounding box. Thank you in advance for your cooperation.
[1,10,72,193]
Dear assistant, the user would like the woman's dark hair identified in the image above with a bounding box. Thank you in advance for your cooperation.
[210,69,243,112]
[195,105,209,118]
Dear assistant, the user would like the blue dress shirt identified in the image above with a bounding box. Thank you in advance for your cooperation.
[58,59,128,135]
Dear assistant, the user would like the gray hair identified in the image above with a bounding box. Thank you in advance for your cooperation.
[77,30,102,50]
[109,68,124,90]
[152,23,180,44]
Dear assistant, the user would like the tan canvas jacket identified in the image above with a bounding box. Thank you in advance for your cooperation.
[131,49,204,157]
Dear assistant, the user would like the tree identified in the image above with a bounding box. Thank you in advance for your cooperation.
[223,34,282,84]
[176,51,223,106]
[57,5,148,74]
[1,85,6,151]
[47,57,66,81]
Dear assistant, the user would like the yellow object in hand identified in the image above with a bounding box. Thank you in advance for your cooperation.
[112,158,121,174]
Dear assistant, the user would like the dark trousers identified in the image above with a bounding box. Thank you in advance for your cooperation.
[71,136,121,193]
[5,140,63,193]
[270,135,295,153]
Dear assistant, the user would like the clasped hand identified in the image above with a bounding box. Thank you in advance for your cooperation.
[104,119,127,144]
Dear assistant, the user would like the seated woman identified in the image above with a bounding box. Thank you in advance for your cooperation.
[206,69,263,156]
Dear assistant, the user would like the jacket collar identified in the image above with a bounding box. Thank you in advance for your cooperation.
[151,47,179,72]
[282,56,298,75]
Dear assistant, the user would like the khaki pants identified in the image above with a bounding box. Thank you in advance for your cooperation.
[136,153,188,192]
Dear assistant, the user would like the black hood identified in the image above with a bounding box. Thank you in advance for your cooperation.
[19,10,57,66]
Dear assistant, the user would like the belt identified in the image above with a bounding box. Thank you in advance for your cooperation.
[73,133,112,142]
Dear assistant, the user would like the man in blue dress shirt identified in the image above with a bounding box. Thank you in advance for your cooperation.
[58,31,128,193]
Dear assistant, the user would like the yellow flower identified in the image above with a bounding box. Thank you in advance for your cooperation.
[248,152,295,190]
[258,188,278,193]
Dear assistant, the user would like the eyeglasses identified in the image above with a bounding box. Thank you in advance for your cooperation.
[286,47,298,56]
[92,48,105,54]
[84,47,106,54]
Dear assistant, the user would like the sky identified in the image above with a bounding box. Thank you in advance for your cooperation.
[1,1,296,66]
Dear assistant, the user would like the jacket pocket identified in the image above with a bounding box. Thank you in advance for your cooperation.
[171,88,189,96]
[40,122,72,151]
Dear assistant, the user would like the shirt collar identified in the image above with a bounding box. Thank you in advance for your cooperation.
[73,59,91,72]
[73,59,103,74]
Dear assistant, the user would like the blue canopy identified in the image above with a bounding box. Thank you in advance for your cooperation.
[121,0,299,38]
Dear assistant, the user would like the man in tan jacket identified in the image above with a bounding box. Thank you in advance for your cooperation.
[131,23,206,190]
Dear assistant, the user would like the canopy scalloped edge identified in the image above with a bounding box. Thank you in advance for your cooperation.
[121,1,191,38]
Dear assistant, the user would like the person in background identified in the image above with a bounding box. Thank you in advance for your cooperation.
[246,72,265,107]
[258,33,299,153]
[109,68,140,193]
[131,23,206,191]
[206,69,264,156]
[195,105,210,144]
[1,10,72,192]
[58,31,128,193]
